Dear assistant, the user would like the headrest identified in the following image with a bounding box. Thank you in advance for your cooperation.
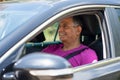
[30,32,45,42]
[80,15,101,36]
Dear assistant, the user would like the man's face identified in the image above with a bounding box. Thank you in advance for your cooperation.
[58,17,81,43]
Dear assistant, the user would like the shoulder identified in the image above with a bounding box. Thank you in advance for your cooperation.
[80,44,98,64]
[81,44,97,57]
[80,44,95,53]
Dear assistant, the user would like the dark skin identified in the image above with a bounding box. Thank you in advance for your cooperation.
[58,17,82,51]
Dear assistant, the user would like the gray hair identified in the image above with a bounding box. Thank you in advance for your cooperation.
[73,16,83,28]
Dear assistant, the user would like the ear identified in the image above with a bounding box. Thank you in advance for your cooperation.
[76,26,82,35]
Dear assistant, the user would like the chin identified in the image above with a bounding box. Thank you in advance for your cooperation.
[60,37,67,42]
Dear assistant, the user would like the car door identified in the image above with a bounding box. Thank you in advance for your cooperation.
[73,6,120,80]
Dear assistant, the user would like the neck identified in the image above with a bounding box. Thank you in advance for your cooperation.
[62,41,80,51]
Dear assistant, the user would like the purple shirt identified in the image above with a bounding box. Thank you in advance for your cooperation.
[42,44,98,67]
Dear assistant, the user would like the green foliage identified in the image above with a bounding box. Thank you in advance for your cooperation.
[44,22,59,42]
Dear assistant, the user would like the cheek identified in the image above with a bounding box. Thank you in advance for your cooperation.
[74,28,81,36]
[71,29,77,35]
[70,30,80,38]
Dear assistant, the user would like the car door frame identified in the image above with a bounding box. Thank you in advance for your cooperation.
[104,7,120,58]
[73,6,120,80]
[73,57,120,80]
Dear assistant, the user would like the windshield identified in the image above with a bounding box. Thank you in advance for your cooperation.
[0,11,37,40]
[0,2,52,41]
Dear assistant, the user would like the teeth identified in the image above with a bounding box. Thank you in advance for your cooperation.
[59,33,65,36]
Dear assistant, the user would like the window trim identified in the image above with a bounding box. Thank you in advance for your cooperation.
[104,7,120,58]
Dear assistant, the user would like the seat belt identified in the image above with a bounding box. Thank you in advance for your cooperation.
[64,47,88,60]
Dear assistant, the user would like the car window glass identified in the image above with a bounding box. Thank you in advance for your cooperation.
[43,22,60,42]
[115,8,120,23]
[0,11,38,41]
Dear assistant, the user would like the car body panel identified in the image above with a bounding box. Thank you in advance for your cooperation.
[73,57,120,80]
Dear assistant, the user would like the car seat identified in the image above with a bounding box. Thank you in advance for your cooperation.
[25,32,46,54]
[80,15,103,60]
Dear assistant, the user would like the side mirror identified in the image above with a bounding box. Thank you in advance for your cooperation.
[13,52,73,80]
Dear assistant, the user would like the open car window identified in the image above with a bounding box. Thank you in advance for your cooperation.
[23,13,103,66]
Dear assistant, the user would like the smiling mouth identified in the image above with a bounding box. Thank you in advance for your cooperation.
[59,33,66,36]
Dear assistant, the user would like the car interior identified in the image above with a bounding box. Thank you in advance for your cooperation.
[24,14,103,61]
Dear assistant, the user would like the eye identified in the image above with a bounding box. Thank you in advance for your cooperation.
[59,24,68,29]
[63,24,69,29]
